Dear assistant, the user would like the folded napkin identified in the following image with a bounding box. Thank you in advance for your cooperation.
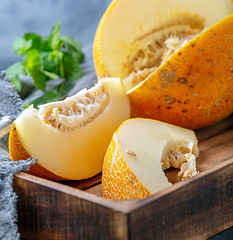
[0,44,97,240]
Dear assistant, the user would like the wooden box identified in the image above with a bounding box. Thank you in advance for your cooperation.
[13,115,233,240]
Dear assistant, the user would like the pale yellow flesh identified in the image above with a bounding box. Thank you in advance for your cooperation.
[118,119,199,194]
[98,0,233,78]
[15,78,130,180]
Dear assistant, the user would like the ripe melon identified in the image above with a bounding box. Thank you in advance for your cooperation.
[94,0,233,129]
[9,78,130,180]
[94,0,233,91]
[102,118,199,199]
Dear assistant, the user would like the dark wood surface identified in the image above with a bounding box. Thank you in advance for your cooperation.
[13,114,233,239]
[14,173,130,240]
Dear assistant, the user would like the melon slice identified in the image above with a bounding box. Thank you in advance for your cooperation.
[102,118,199,199]
[94,0,233,91]
[9,78,130,180]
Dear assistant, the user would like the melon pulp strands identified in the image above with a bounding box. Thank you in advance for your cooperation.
[127,14,233,129]
[102,118,199,199]
[14,78,130,180]
[94,0,233,79]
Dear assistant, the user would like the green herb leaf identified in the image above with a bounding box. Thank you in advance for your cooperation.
[41,70,60,80]
[6,61,25,77]
[25,49,46,91]
[9,76,22,93]
[61,35,84,63]
[22,81,75,109]
[48,21,62,50]
[71,50,84,63]
[5,62,26,92]
[13,38,32,56]
[40,36,52,51]
[61,35,83,52]
[24,33,42,50]
[7,21,84,105]
[62,52,83,81]
[39,50,63,77]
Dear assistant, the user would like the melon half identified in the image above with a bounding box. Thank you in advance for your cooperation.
[9,78,130,180]
[94,0,233,91]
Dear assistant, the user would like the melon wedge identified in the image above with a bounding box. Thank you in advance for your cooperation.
[102,118,199,200]
[9,78,130,180]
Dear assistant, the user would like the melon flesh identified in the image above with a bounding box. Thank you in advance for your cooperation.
[117,119,199,194]
[94,0,233,91]
[14,78,130,180]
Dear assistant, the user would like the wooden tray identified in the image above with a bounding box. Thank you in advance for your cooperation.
[13,114,233,240]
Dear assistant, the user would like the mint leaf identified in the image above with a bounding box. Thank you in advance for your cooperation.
[61,35,83,52]
[7,21,84,106]
[70,50,84,63]
[62,52,83,81]
[9,76,22,93]
[24,33,42,50]
[6,62,25,77]
[25,49,41,70]
[25,49,46,91]
[40,36,52,51]
[23,81,75,109]
[6,62,26,92]
[13,38,32,56]
[41,70,60,80]
[40,50,63,77]
[48,21,62,50]
[61,36,84,63]
[29,70,46,91]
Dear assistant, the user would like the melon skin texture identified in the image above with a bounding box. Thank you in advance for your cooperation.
[94,0,233,129]
[14,78,130,180]
[94,0,233,86]
[102,118,199,200]
[128,14,233,129]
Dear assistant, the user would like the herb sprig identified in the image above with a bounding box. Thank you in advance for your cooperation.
[6,22,84,108]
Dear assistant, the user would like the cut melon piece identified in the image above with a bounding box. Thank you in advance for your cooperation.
[102,118,199,199]
[9,78,130,180]
[94,0,233,91]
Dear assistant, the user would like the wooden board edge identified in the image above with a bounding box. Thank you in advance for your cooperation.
[128,157,233,239]
[13,175,129,240]
[14,172,139,213]
[129,156,233,210]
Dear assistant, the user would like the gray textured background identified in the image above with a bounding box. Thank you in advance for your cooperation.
[0,0,112,71]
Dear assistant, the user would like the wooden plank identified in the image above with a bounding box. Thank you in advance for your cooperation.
[195,114,233,142]
[13,174,129,240]
[128,158,233,240]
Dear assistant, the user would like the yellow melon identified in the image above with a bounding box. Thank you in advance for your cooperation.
[94,0,233,91]
[9,78,130,180]
[93,0,233,129]
[102,118,199,199]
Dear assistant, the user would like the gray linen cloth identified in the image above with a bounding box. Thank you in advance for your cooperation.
[0,44,97,239]
[0,77,36,240]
